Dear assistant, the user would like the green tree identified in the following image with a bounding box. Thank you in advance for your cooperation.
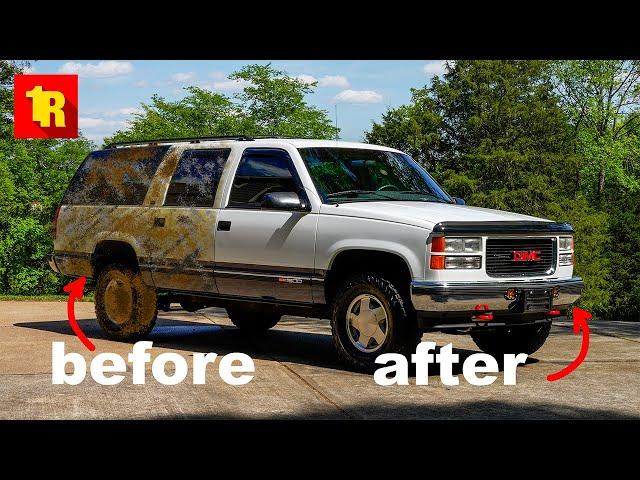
[108,64,338,144]
[0,60,93,294]
[552,60,640,198]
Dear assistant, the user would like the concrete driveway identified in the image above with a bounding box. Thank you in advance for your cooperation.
[1,301,638,420]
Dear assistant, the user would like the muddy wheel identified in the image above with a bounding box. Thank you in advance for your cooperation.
[95,264,157,340]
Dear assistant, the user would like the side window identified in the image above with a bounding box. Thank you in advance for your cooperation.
[164,148,231,207]
[63,146,168,205]
[228,148,298,208]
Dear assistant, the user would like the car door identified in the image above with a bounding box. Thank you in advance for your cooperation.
[214,147,317,303]
[145,147,231,293]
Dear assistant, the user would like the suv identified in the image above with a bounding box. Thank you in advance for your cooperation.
[49,136,584,370]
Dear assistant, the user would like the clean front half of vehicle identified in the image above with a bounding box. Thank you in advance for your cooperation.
[49,136,584,371]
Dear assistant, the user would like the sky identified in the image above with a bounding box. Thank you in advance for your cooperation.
[28,60,447,145]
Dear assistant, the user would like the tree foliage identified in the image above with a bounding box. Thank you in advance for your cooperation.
[107,64,338,144]
[0,60,93,294]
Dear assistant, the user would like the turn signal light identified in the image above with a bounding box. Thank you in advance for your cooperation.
[430,255,445,270]
[431,237,445,252]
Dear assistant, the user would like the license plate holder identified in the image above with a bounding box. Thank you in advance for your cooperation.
[523,288,552,313]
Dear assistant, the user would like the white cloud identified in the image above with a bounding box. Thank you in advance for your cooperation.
[207,79,251,91]
[209,71,227,80]
[318,75,349,88]
[295,74,350,88]
[170,72,196,83]
[133,80,149,88]
[78,117,125,129]
[423,60,448,76]
[59,61,134,78]
[332,89,382,104]
[295,74,317,85]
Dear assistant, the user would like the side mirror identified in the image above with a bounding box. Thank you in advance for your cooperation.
[261,192,309,211]
[452,197,466,205]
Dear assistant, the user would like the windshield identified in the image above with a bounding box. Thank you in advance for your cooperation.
[298,147,452,204]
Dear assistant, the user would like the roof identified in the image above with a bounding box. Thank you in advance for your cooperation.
[104,136,403,153]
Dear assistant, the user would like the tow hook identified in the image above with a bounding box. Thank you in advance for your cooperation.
[546,309,562,317]
[472,304,494,322]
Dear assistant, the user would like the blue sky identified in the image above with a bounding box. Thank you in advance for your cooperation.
[28,60,447,145]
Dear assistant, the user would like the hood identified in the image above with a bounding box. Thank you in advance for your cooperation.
[319,201,550,230]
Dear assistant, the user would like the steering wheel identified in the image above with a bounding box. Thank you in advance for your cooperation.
[377,184,400,191]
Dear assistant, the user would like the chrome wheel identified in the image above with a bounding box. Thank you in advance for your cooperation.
[104,275,133,325]
[346,294,389,353]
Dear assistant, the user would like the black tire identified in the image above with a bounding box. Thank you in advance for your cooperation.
[331,273,420,372]
[95,264,157,340]
[471,321,552,356]
[227,305,281,333]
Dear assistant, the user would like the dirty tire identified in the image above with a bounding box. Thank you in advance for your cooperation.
[471,322,552,356]
[331,273,420,372]
[95,264,157,340]
[227,305,281,333]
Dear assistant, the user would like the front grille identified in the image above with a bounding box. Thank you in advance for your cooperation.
[486,238,556,277]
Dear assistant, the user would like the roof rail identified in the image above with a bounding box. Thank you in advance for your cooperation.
[104,135,255,149]
[104,135,315,149]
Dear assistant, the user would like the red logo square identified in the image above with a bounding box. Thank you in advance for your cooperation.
[13,74,78,139]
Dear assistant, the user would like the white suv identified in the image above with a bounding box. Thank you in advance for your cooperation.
[49,136,584,370]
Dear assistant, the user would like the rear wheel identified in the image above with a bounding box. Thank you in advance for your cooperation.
[227,305,281,333]
[471,322,552,356]
[95,264,157,340]
[331,273,420,372]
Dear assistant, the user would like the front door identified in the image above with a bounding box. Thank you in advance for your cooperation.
[214,148,317,303]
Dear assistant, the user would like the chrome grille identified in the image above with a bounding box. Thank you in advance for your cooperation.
[486,238,556,277]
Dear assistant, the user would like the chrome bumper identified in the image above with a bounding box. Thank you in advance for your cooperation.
[411,277,584,313]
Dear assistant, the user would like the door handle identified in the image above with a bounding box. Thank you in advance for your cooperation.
[217,220,231,231]
[153,217,165,227]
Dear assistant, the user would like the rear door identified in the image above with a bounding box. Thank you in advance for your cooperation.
[213,147,318,303]
[143,147,231,293]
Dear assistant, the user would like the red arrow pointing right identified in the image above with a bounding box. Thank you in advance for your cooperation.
[547,306,591,382]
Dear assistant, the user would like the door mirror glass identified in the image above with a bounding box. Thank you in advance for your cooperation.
[452,196,466,205]
[261,192,307,211]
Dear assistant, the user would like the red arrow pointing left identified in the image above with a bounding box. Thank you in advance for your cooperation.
[62,276,95,351]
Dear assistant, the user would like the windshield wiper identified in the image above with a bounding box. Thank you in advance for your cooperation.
[326,190,399,201]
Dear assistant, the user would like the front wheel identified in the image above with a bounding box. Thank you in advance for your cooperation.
[331,273,420,372]
[471,321,552,356]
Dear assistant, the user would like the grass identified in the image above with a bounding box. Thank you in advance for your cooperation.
[0,293,95,302]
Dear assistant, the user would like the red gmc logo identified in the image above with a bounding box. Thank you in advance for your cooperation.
[512,250,542,262]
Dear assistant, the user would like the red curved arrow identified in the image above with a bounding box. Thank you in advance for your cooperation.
[63,276,95,351]
[547,306,591,382]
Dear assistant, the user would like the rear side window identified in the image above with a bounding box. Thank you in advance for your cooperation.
[164,148,231,207]
[63,146,169,205]
[228,148,298,208]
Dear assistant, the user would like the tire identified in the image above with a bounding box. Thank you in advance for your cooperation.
[471,321,552,356]
[227,305,281,333]
[331,273,420,372]
[95,264,158,340]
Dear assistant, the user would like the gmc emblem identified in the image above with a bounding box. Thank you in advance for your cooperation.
[512,250,542,262]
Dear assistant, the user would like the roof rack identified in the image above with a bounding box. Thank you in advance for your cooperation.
[104,135,314,149]
[104,135,255,149]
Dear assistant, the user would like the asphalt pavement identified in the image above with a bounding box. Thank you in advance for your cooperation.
[1,301,638,419]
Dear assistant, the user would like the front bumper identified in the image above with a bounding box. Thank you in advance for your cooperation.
[411,277,584,316]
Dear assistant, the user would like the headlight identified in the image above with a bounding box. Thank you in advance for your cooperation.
[559,253,573,266]
[559,236,573,251]
[444,256,482,269]
[443,237,482,253]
